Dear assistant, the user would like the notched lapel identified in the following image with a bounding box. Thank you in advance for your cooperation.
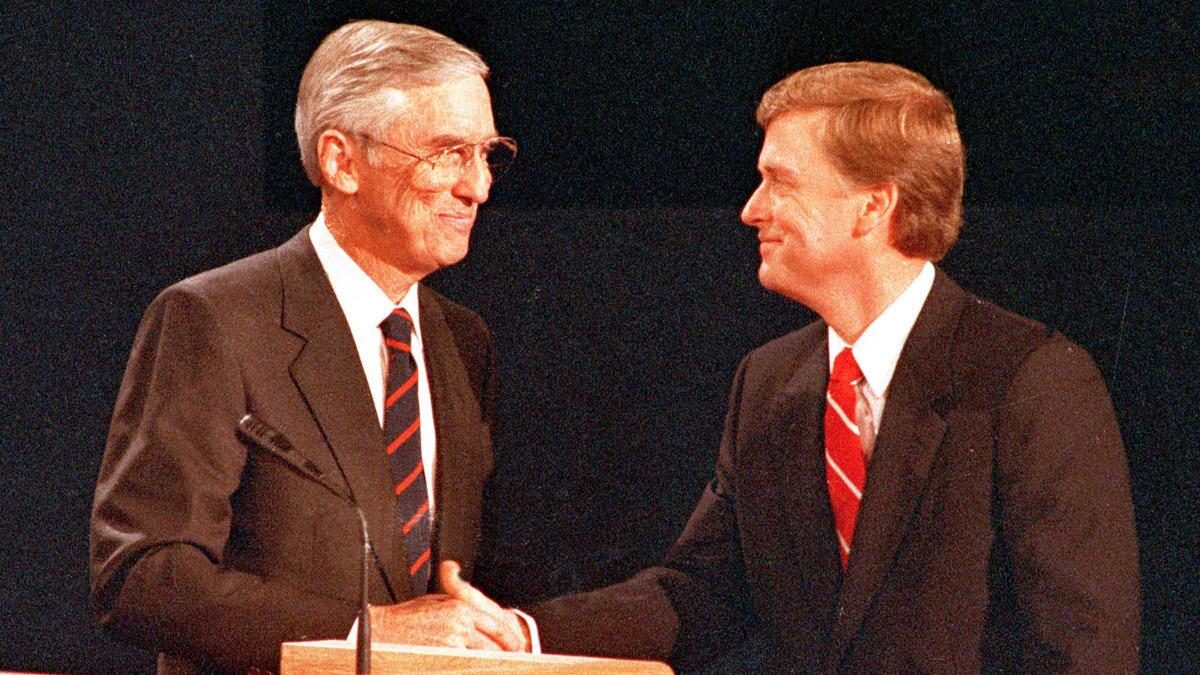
[828,271,965,664]
[768,330,843,590]
[276,230,405,601]
[419,288,490,580]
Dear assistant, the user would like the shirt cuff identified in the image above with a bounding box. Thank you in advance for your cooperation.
[511,607,542,654]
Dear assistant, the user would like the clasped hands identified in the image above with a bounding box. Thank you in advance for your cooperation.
[367,560,530,652]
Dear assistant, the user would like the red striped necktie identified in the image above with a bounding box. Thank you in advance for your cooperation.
[825,348,866,569]
[380,308,431,595]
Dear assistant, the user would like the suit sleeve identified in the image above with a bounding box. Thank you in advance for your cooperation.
[90,285,357,673]
[526,356,755,670]
[993,335,1141,671]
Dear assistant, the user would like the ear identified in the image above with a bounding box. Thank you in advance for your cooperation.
[315,129,362,194]
[853,181,899,239]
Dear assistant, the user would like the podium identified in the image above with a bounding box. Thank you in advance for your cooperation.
[280,640,673,673]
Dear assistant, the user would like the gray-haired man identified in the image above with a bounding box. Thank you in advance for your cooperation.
[91,20,528,673]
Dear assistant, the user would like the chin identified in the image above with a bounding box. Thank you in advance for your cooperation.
[437,245,470,269]
[757,264,783,293]
[758,266,810,305]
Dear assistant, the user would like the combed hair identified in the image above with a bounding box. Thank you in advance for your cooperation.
[294,20,489,186]
[757,62,964,260]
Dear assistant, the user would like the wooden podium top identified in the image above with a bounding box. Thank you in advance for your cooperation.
[280,640,673,674]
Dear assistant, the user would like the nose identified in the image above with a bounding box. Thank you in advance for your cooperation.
[452,155,491,204]
[741,182,768,227]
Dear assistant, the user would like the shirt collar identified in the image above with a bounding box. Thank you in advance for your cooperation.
[309,212,422,338]
[828,261,935,397]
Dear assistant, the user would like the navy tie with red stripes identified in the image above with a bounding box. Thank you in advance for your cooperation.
[380,308,431,595]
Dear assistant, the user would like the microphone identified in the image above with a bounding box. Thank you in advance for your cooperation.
[236,414,374,674]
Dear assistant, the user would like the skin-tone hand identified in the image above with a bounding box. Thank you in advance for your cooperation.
[366,560,527,651]
[439,560,531,652]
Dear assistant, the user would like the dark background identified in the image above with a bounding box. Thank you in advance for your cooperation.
[2,1,1196,672]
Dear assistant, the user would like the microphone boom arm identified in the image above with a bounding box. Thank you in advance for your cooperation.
[236,414,374,674]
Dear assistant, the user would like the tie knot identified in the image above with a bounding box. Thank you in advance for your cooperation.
[831,348,863,384]
[380,308,414,342]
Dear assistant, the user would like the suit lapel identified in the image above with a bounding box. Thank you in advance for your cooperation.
[828,271,965,664]
[275,228,406,600]
[767,327,844,612]
[419,287,490,581]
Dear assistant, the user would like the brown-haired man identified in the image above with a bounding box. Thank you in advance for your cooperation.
[524,62,1141,672]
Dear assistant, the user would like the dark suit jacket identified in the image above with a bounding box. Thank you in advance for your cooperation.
[530,270,1140,673]
[90,227,497,673]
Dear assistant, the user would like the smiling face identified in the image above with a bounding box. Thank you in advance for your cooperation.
[740,109,871,308]
[351,75,497,279]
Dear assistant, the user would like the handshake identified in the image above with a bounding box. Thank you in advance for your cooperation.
[367,561,531,653]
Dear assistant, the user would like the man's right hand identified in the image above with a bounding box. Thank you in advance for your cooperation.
[366,564,526,651]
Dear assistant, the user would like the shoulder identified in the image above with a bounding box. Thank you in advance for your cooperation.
[1007,331,1108,404]
[924,271,1052,359]
[743,319,825,374]
[726,319,826,404]
[939,279,1106,409]
[420,285,491,349]
[936,279,1057,391]
[154,226,311,308]
[165,248,281,304]
[956,289,1050,343]
[136,238,298,346]
[422,285,488,331]
[419,285,494,386]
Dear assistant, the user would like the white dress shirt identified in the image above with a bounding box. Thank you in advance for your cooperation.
[311,215,541,651]
[309,214,438,513]
[828,262,936,461]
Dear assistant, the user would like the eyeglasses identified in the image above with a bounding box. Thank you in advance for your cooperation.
[358,133,518,185]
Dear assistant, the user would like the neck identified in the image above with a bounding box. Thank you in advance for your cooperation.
[818,257,926,343]
[322,193,421,303]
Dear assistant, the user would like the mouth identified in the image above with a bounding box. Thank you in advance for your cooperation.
[758,236,781,253]
[438,212,476,233]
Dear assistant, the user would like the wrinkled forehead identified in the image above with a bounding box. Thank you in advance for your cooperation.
[382,75,497,145]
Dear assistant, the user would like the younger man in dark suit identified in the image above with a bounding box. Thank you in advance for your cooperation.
[525,62,1141,671]
[90,20,529,672]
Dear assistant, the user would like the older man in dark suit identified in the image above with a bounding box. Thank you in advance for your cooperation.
[525,62,1141,672]
[90,21,528,673]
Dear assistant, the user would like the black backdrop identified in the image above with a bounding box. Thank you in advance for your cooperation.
[2,1,1196,672]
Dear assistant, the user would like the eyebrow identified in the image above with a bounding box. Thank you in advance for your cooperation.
[423,133,496,149]
[760,163,799,181]
[425,134,470,147]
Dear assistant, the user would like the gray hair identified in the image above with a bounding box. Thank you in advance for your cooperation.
[294,20,489,186]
